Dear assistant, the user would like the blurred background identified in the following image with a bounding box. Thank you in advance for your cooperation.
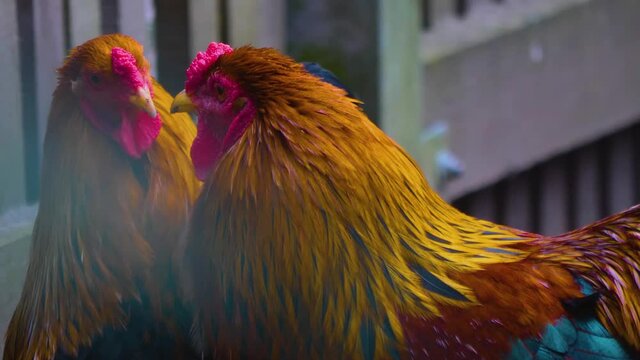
[1,0,640,353]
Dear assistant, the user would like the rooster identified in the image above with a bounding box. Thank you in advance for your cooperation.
[4,34,201,359]
[172,42,640,359]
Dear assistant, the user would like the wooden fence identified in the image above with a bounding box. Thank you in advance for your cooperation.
[0,0,286,212]
[0,0,288,352]
[454,121,640,235]
[417,0,640,235]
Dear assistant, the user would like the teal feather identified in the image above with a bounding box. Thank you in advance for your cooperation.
[506,277,634,359]
[507,340,533,360]
[507,316,633,359]
[540,324,569,353]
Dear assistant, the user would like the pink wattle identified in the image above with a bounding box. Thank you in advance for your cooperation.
[191,118,222,181]
[116,110,162,158]
[190,101,256,181]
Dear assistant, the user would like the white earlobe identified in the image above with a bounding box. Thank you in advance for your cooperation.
[71,78,83,95]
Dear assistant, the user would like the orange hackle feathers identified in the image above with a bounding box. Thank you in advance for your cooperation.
[179,43,640,359]
[3,34,201,360]
[181,46,531,359]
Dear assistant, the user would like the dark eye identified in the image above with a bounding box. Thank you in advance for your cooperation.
[89,74,101,85]
[215,84,225,96]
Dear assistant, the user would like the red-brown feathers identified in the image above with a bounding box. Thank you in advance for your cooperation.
[528,205,640,350]
[401,260,582,359]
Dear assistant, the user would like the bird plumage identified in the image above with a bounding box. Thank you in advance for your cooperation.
[4,34,201,360]
[175,43,640,359]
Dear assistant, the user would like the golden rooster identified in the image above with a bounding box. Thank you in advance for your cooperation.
[4,34,201,359]
[172,42,640,359]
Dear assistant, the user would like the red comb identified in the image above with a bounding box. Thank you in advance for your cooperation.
[111,47,145,89]
[185,42,234,93]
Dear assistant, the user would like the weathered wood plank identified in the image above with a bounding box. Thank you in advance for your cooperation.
[0,0,25,211]
[69,0,101,46]
[228,0,285,49]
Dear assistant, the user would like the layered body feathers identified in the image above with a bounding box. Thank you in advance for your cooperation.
[4,35,201,359]
[175,43,640,359]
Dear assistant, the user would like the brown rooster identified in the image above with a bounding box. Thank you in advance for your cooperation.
[3,34,201,359]
[172,42,640,359]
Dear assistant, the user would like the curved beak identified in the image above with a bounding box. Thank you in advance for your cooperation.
[171,90,196,114]
[129,85,157,118]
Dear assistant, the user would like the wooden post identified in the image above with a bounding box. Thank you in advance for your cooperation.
[188,0,221,57]
[33,0,65,200]
[467,189,496,222]
[607,130,634,214]
[119,0,148,44]
[154,0,190,95]
[0,0,25,211]
[286,0,380,120]
[119,0,157,75]
[504,174,533,231]
[379,0,422,157]
[228,0,285,49]
[68,0,101,46]
[101,0,119,34]
[540,158,569,236]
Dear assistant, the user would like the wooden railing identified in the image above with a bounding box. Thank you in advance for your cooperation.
[454,122,640,235]
[0,0,285,214]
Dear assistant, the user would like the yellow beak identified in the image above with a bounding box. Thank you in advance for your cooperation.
[171,90,196,114]
[129,85,158,117]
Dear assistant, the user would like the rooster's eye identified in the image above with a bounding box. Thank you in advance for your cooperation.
[215,85,225,96]
[89,74,101,85]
